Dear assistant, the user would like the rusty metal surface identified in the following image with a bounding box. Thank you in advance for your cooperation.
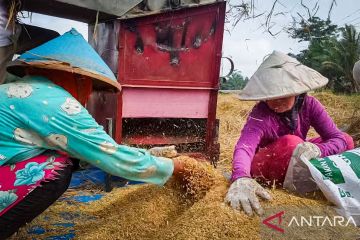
[86,91,118,130]
[122,135,202,145]
[55,0,142,17]
[123,0,220,19]
[118,3,224,88]
[88,21,121,75]
[86,2,225,163]
[22,0,142,23]
[22,0,222,23]
[122,118,207,144]
[87,22,121,142]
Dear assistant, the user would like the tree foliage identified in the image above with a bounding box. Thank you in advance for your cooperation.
[288,17,360,93]
[288,17,338,42]
[321,25,360,92]
[227,0,338,37]
[220,70,248,90]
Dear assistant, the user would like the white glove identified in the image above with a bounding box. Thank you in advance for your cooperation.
[149,145,178,158]
[225,177,271,216]
[292,142,321,161]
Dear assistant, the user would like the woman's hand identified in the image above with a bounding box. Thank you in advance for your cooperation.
[171,158,184,176]
[293,142,321,161]
[149,145,178,158]
[225,177,271,216]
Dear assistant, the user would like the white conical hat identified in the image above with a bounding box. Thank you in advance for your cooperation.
[353,60,360,85]
[239,51,328,101]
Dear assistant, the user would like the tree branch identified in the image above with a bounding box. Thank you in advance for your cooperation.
[327,0,337,20]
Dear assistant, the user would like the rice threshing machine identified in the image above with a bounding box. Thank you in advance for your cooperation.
[22,0,226,168]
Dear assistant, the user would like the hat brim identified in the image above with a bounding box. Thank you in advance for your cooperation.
[237,51,329,101]
[7,60,121,92]
[237,83,327,101]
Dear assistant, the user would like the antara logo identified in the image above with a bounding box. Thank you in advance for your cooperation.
[262,211,357,233]
[262,211,285,233]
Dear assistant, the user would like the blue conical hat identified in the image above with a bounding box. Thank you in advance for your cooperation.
[7,28,121,91]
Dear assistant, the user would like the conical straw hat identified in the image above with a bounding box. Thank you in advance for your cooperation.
[239,51,328,101]
[7,28,121,91]
[353,60,360,85]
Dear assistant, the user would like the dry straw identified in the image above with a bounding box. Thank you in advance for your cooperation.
[11,93,360,239]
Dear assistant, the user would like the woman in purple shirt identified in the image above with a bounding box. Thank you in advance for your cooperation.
[225,51,354,216]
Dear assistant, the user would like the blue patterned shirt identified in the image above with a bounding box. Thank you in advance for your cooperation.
[0,75,174,185]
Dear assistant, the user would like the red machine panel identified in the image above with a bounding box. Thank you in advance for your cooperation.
[118,3,225,89]
[89,2,225,164]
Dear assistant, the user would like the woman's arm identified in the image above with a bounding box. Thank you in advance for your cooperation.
[231,112,264,181]
[23,96,174,186]
[308,96,348,157]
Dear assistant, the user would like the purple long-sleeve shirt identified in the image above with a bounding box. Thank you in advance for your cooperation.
[231,95,348,181]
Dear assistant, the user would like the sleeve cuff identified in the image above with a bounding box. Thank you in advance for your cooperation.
[153,156,174,186]
[231,169,251,182]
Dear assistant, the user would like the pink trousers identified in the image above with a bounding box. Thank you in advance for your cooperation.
[250,133,354,186]
[0,154,69,217]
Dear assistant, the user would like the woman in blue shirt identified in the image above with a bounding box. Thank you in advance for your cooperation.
[0,29,183,238]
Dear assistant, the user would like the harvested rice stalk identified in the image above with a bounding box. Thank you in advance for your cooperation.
[12,164,360,240]
[11,93,360,240]
[166,156,218,202]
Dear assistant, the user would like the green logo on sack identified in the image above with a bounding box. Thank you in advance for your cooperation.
[340,152,360,179]
[338,188,353,198]
[309,157,345,184]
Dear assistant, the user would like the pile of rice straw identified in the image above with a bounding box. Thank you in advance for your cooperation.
[11,92,360,239]
[168,156,216,202]
[314,92,360,146]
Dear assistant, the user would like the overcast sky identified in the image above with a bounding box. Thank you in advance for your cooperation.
[21,0,360,78]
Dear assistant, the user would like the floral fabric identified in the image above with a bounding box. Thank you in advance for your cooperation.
[0,154,69,217]
[0,75,174,186]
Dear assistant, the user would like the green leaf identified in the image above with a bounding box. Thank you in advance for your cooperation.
[10,165,16,171]
[44,165,54,169]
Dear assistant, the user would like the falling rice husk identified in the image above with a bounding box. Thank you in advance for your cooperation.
[10,93,360,239]
[166,156,218,202]
[11,163,360,240]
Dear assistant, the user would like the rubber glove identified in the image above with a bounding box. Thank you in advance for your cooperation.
[149,145,178,158]
[225,177,271,216]
[292,142,321,161]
